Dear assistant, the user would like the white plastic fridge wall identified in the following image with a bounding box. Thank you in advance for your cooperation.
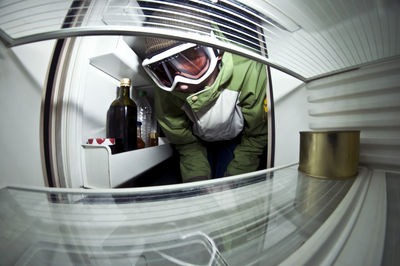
[272,57,400,170]
[271,68,307,165]
[0,40,55,188]
[305,58,400,171]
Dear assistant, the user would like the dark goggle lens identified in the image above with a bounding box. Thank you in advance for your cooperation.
[148,61,176,86]
[175,46,209,76]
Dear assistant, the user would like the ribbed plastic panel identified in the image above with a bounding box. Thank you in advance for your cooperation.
[1,0,400,80]
[0,0,81,37]
[306,58,400,170]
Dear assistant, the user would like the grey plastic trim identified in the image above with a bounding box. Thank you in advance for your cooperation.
[0,28,12,47]
[6,162,298,195]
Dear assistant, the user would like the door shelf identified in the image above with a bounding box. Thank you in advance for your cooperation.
[82,142,173,188]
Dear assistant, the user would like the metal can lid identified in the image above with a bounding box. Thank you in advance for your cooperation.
[120,78,131,87]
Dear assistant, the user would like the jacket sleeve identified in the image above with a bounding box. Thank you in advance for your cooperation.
[226,62,268,176]
[154,88,211,182]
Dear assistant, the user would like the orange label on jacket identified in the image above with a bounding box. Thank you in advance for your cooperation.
[264,98,268,113]
[263,98,268,122]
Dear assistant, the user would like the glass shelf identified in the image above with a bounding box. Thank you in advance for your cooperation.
[0,165,358,265]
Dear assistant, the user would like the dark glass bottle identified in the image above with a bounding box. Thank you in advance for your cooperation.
[106,78,137,153]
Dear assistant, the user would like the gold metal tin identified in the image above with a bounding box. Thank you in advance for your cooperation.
[298,131,360,179]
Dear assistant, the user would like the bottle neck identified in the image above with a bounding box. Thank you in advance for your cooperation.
[119,86,130,98]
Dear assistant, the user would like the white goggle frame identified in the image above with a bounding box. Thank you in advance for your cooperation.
[142,43,219,91]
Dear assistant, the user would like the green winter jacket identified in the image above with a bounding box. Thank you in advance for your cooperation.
[154,51,268,182]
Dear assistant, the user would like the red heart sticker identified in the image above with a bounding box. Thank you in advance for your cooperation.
[96,138,105,144]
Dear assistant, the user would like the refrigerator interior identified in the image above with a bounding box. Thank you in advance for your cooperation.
[1,0,399,188]
[0,0,400,265]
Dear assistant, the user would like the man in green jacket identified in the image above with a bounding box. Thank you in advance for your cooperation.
[142,37,268,183]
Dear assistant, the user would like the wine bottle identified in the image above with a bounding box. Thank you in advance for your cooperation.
[106,78,137,153]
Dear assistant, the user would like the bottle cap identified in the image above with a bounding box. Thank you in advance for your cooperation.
[120,78,131,87]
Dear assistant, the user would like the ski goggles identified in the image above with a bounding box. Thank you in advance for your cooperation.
[142,43,219,91]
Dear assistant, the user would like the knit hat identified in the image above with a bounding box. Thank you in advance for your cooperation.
[145,37,181,56]
[144,7,210,56]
